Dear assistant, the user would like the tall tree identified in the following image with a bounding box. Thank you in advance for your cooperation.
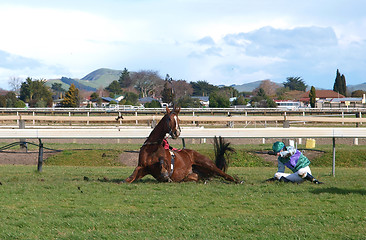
[340,74,347,96]
[19,77,53,107]
[351,90,366,97]
[51,83,65,99]
[255,80,280,97]
[118,68,133,88]
[144,100,161,108]
[51,83,65,92]
[131,70,163,98]
[8,77,22,94]
[0,92,25,108]
[106,80,123,96]
[283,77,307,91]
[176,95,201,108]
[161,81,175,105]
[120,92,138,105]
[333,69,342,94]
[309,86,316,108]
[333,69,347,96]
[250,88,277,108]
[209,92,230,108]
[232,95,248,106]
[61,84,80,107]
[89,92,102,106]
[172,80,193,99]
[90,92,99,101]
[190,80,219,96]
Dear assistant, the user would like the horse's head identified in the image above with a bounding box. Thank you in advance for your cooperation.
[165,106,181,139]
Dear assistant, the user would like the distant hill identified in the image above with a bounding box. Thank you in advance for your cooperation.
[347,83,366,92]
[80,68,123,89]
[232,80,283,92]
[45,77,97,92]
[45,68,122,92]
[60,77,96,91]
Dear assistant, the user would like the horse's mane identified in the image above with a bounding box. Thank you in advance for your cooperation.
[144,112,169,145]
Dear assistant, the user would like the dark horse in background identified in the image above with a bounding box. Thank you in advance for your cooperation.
[125,106,239,183]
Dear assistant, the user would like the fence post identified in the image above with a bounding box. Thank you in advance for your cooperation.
[342,111,344,125]
[360,112,362,125]
[332,137,336,177]
[19,119,27,151]
[282,114,290,145]
[37,139,44,172]
[181,138,186,149]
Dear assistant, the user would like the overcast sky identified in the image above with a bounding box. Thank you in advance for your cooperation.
[1,0,366,90]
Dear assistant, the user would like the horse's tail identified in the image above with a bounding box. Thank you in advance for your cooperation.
[214,136,235,172]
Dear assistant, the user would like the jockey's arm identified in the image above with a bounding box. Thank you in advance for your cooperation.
[277,160,286,173]
[279,146,296,158]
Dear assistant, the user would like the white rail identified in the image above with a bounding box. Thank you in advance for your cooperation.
[0,127,365,139]
[0,115,366,124]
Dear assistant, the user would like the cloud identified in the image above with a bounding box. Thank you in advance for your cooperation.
[179,25,364,89]
[196,36,215,46]
[223,26,338,57]
[191,26,356,87]
[0,50,41,69]
[0,49,69,89]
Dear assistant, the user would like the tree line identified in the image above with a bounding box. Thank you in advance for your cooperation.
[2,68,363,108]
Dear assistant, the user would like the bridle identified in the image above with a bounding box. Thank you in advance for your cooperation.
[167,111,181,138]
[142,110,181,146]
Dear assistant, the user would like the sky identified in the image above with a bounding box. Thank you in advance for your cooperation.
[1,0,366,90]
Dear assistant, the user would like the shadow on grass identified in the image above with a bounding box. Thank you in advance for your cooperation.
[94,176,159,184]
[311,187,366,195]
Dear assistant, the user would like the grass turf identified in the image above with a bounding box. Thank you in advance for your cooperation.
[0,166,365,239]
[0,142,366,239]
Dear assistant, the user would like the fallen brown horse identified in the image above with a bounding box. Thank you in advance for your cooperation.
[125,106,239,183]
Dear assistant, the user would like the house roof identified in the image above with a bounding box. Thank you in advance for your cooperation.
[329,97,362,103]
[300,90,345,99]
[192,96,209,102]
[138,97,156,103]
[101,97,117,102]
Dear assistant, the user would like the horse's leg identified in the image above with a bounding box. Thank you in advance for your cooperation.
[159,157,172,182]
[124,166,147,183]
[183,172,199,182]
[194,157,237,182]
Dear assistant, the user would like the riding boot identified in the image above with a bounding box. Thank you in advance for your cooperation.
[304,173,323,184]
[265,177,278,182]
[279,176,294,183]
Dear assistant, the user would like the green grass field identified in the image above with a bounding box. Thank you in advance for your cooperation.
[0,143,366,239]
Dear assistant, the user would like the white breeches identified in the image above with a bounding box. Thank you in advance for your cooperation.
[274,166,312,183]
